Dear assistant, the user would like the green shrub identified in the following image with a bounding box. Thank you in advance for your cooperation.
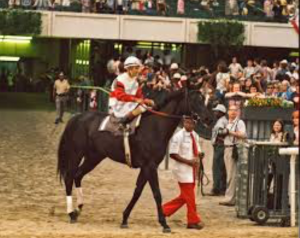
[0,9,42,35]
[198,19,245,58]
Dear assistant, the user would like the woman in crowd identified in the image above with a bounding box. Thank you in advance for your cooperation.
[269,119,288,143]
[292,110,299,145]
[215,61,230,100]
[246,84,263,98]
[261,59,272,84]
[242,77,254,93]
[225,81,247,99]
[272,82,281,97]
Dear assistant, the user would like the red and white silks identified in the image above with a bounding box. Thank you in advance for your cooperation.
[109,72,143,118]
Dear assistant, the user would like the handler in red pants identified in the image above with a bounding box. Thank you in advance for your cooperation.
[163,116,204,230]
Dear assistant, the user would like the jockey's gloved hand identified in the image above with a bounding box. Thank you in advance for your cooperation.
[135,98,144,104]
[143,99,155,107]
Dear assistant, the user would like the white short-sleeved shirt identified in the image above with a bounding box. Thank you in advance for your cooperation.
[224,118,247,146]
[216,73,230,92]
[169,129,201,183]
[229,63,243,78]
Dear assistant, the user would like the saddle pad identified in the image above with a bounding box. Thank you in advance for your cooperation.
[98,114,141,136]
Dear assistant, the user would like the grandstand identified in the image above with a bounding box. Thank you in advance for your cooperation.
[0,0,298,82]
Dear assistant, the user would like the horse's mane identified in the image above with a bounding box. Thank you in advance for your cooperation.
[153,89,184,110]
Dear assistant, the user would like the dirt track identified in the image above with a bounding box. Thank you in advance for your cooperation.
[0,94,297,238]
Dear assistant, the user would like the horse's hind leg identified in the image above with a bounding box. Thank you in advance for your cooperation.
[64,171,79,223]
[74,154,105,213]
[63,151,84,223]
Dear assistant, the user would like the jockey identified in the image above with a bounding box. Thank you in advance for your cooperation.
[109,56,155,125]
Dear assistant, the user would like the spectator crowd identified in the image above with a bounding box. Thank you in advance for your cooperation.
[105,51,299,111]
[1,51,298,112]
[0,0,297,21]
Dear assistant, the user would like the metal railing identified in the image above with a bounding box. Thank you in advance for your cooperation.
[236,141,298,226]
[68,85,110,114]
[279,147,299,227]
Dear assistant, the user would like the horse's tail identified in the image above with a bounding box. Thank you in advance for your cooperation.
[57,116,79,183]
[57,126,69,183]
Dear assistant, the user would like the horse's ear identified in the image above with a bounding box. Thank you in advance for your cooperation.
[187,80,201,91]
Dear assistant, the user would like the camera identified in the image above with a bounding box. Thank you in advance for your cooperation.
[218,128,229,136]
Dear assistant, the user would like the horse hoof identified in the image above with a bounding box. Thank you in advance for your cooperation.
[163,227,171,233]
[69,211,79,224]
[120,224,129,229]
[78,204,84,211]
[70,218,77,224]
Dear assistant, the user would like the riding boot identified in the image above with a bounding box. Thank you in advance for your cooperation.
[119,107,144,126]
[119,112,135,126]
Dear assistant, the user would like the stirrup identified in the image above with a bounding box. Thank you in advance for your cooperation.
[118,119,130,131]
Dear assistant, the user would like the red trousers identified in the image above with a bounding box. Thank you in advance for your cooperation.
[162,183,201,224]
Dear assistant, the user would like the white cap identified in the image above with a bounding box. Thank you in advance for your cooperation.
[213,104,227,114]
[291,62,297,67]
[170,63,179,70]
[124,56,141,69]
[280,59,288,64]
[173,73,181,79]
[180,75,188,81]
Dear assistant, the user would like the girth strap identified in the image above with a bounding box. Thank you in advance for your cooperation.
[123,126,132,168]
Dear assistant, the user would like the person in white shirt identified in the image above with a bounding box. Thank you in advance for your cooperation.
[219,105,247,206]
[216,62,230,99]
[243,59,255,79]
[162,117,204,230]
[229,57,243,79]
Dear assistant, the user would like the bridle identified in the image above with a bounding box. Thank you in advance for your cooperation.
[142,89,209,128]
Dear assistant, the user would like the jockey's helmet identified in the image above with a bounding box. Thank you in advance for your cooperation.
[124,56,141,69]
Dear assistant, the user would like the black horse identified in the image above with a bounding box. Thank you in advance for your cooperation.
[57,88,214,233]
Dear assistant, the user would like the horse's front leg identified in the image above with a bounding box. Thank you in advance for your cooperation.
[121,168,147,228]
[145,165,171,233]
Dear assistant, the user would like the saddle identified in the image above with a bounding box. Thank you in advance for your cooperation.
[98,114,142,168]
[98,114,141,136]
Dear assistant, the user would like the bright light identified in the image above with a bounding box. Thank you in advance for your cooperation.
[2,39,31,44]
[0,35,32,44]
[76,59,89,65]
[2,35,33,40]
[0,56,20,62]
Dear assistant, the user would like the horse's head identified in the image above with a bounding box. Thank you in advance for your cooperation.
[152,85,215,128]
[176,85,215,129]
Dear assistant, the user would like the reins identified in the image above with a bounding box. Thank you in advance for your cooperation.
[140,88,191,120]
[140,104,183,120]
